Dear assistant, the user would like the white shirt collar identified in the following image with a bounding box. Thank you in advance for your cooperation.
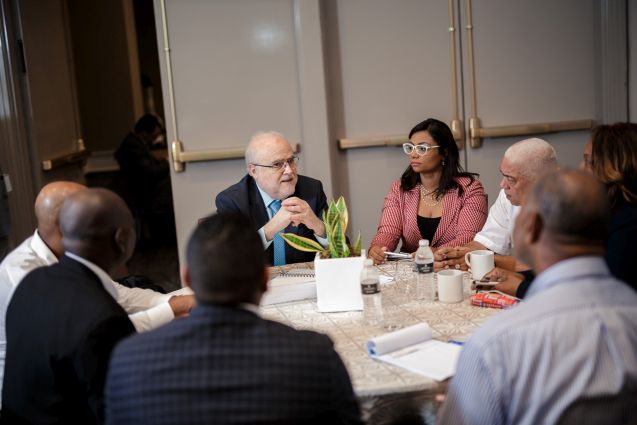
[64,252,118,299]
[256,184,277,212]
[30,230,59,266]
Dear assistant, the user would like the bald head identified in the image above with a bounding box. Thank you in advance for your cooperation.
[35,181,86,257]
[60,188,136,274]
[504,138,558,178]
[530,170,608,241]
[244,131,289,167]
[513,169,609,271]
[244,131,298,200]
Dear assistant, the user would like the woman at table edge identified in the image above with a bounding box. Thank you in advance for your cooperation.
[368,118,488,265]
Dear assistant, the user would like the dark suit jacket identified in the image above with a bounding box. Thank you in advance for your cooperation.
[106,304,363,425]
[215,174,328,264]
[2,256,135,425]
[606,202,637,290]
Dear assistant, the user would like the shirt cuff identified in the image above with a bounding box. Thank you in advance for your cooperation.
[258,226,274,249]
[128,302,175,332]
[315,233,328,247]
[473,234,509,255]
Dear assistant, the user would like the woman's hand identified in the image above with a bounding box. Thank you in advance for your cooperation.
[434,246,470,271]
[368,245,388,265]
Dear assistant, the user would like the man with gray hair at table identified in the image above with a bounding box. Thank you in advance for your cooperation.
[438,169,637,425]
[434,138,558,295]
[215,131,328,265]
[106,212,363,425]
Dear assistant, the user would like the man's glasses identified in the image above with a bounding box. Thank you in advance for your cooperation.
[403,143,440,156]
[251,156,299,171]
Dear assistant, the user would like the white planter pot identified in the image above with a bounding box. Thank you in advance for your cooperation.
[314,253,364,312]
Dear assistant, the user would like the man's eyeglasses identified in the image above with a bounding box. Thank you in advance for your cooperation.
[251,156,299,171]
[403,143,440,156]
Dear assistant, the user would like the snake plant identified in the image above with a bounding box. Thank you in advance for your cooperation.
[280,196,361,258]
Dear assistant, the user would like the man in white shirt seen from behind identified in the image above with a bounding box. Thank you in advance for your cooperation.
[0,181,194,408]
[438,169,637,425]
[434,137,558,272]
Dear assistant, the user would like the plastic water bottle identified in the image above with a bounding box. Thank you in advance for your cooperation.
[414,239,435,301]
[360,259,384,326]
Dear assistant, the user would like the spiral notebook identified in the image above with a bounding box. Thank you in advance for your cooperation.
[261,269,316,306]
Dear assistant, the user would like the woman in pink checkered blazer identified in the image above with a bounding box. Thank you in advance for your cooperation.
[369,118,488,265]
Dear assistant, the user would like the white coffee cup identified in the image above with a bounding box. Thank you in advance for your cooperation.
[464,250,495,280]
[436,269,464,303]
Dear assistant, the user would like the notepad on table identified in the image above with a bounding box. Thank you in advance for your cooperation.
[261,269,316,306]
[366,323,462,381]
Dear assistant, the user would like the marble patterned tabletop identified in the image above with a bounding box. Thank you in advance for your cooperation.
[260,260,502,397]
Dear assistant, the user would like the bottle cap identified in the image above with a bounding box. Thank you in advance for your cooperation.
[419,239,430,246]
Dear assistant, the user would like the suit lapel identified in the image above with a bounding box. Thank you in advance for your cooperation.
[432,189,454,245]
[247,178,269,228]
[406,187,422,245]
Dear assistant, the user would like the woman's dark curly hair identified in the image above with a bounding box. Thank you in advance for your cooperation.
[590,123,637,210]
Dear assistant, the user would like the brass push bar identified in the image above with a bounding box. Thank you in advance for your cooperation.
[448,0,463,147]
[338,135,408,150]
[469,119,594,147]
[338,118,467,150]
[41,140,90,171]
[171,140,300,172]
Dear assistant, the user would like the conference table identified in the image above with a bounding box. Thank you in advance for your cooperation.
[260,259,502,424]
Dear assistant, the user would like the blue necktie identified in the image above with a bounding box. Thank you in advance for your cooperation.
[269,200,286,266]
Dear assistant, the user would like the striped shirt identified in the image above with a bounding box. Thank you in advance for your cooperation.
[438,256,637,425]
[371,176,488,253]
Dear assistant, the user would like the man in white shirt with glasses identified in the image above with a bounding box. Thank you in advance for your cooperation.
[434,138,558,274]
[215,131,328,265]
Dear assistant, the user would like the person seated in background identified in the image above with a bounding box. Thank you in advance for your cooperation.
[581,122,637,290]
[0,181,194,410]
[368,118,488,264]
[438,169,637,425]
[434,138,558,294]
[3,189,139,424]
[106,212,363,425]
[114,113,175,247]
[215,131,328,265]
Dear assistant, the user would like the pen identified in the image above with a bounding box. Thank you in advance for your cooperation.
[448,340,465,346]
[383,252,412,259]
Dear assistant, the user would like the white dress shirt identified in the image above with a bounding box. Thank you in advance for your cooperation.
[439,256,637,425]
[473,189,520,255]
[0,230,189,407]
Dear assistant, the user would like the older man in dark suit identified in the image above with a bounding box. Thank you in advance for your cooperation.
[106,212,362,425]
[215,131,328,265]
[3,189,137,424]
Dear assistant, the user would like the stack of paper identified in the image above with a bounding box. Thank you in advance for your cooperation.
[366,323,462,381]
[261,269,316,306]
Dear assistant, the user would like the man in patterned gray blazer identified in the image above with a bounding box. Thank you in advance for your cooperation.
[106,212,363,425]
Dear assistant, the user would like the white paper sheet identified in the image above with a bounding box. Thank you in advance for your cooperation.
[366,322,462,381]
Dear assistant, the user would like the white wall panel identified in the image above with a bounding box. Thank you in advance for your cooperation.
[461,0,597,205]
[155,0,332,261]
[324,0,454,249]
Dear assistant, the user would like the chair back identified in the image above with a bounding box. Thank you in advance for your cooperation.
[557,389,637,425]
